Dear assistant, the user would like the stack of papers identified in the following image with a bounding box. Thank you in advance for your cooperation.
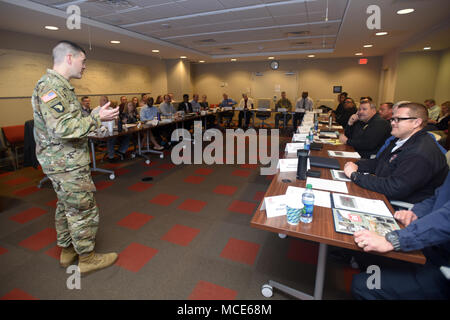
[331,194,392,217]
[331,170,351,182]
[285,186,331,208]
[293,133,307,142]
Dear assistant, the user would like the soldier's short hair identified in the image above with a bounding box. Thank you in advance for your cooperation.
[52,40,86,64]
[398,102,428,128]
[81,96,89,101]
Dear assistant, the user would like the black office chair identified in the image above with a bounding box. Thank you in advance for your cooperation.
[255,110,271,128]
[222,110,235,128]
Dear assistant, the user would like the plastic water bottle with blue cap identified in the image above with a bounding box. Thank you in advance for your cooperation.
[300,184,314,223]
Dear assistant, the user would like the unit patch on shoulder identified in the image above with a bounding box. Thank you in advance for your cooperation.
[51,103,65,113]
[41,90,58,103]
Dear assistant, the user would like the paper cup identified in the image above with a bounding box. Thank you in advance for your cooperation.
[286,198,303,225]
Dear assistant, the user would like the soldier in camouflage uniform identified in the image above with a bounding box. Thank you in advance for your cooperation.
[32,40,119,275]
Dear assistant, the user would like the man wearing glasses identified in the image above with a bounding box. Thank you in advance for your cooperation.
[344,102,448,204]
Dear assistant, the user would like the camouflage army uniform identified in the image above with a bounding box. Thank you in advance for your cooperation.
[32,69,102,255]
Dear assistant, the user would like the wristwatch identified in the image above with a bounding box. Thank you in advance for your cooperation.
[350,171,358,182]
[385,231,401,251]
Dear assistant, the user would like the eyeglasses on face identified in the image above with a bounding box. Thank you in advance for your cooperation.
[389,117,417,123]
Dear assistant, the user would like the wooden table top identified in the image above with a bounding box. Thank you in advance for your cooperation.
[251,131,426,265]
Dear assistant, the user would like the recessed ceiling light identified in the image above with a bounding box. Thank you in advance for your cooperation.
[110,40,120,44]
[152,49,159,53]
[44,26,59,31]
[199,60,205,63]
[375,31,388,36]
[397,8,414,15]
[363,44,373,48]
[307,55,315,58]
[423,47,431,50]
[180,56,187,59]
[231,58,237,61]
[355,52,363,56]
[268,57,275,60]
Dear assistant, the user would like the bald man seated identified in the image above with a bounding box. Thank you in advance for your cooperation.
[339,101,391,158]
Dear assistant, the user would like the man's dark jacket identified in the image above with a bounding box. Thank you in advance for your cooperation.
[352,129,448,203]
[344,113,392,158]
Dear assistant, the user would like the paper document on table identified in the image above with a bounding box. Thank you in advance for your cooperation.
[331,194,392,217]
[285,186,331,208]
[235,107,243,111]
[292,133,307,142]
[261,195,287,218]
[328,150,361,159]
[278,108,287,112]
[331,169,351,182]
[277,158,298,172]
[295,108,306,112]
[306,177,348,193]
[285,143,305,153]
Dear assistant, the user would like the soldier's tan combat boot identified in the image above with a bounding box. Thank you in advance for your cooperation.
[60,245,78,267]
[78,251,118,275]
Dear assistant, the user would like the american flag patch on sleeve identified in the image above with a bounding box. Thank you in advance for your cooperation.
[41,90,58,103]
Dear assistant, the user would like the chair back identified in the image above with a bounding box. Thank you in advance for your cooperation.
[2,125,25,145]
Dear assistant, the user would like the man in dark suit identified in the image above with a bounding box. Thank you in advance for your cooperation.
[178,94,193,130]
[339,101,392,158]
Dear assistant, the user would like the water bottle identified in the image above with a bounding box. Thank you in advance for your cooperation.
[328,114,333,129]
[304,138,310,151]
[308,127,314,142]
[314,119,319,132]
[300,184,314,223]
[157,111,161,121]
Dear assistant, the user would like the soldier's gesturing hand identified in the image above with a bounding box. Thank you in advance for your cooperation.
[99,101,119,121]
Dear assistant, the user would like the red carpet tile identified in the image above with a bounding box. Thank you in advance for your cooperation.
[95,180,114,191]
[102,163,123,169]
[220,238,260,266]
[9,207,48,224]
[231,169,251,178]
[227,200,257,215]
[4,176,31,186]
[117,212,154,230]
[116,242,158,273]
[114,168,130,177]
[287,239,319,265]
[161,224,200,246]
[195,168,213,175]
[19,228,57,251]
[158,163,176,170]
[127,182,153,192]
[343,267,361,293]
[44,245,62,260]
[253,191,266,202]
[0,288,37,300]
[239,164,259,169]
[0,171,13,178]
[141,160,159,167]
[184,175,205,184]
[150,193,179,206]
[177,199,207,213]
[188,281,237,300]
[143,169,165,176]
[46,199,58,208]
[213,185,238,196]
[0,247,8,255]
[13,186,40,197]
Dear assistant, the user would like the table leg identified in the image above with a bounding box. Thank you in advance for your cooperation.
[89,139,115,179]
[261,242,327,300]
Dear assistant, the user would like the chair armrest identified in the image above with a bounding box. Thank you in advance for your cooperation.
[390,200,414,211]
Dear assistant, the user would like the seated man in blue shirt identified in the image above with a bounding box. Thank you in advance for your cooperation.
[351,173,450,299]
[218,93,237,127]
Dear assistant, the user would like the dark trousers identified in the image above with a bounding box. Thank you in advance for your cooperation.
[275,113,292,128]
[293,112,305,128]
[238,110,252,128]
[351,253,450,300]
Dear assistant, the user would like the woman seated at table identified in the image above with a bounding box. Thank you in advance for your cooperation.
[125,100,164,150]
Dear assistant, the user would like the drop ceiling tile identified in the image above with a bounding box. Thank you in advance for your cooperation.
[232,7,271,20]
[178,0,225,12]
[267,2,307,16]
[218,0,263,9]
